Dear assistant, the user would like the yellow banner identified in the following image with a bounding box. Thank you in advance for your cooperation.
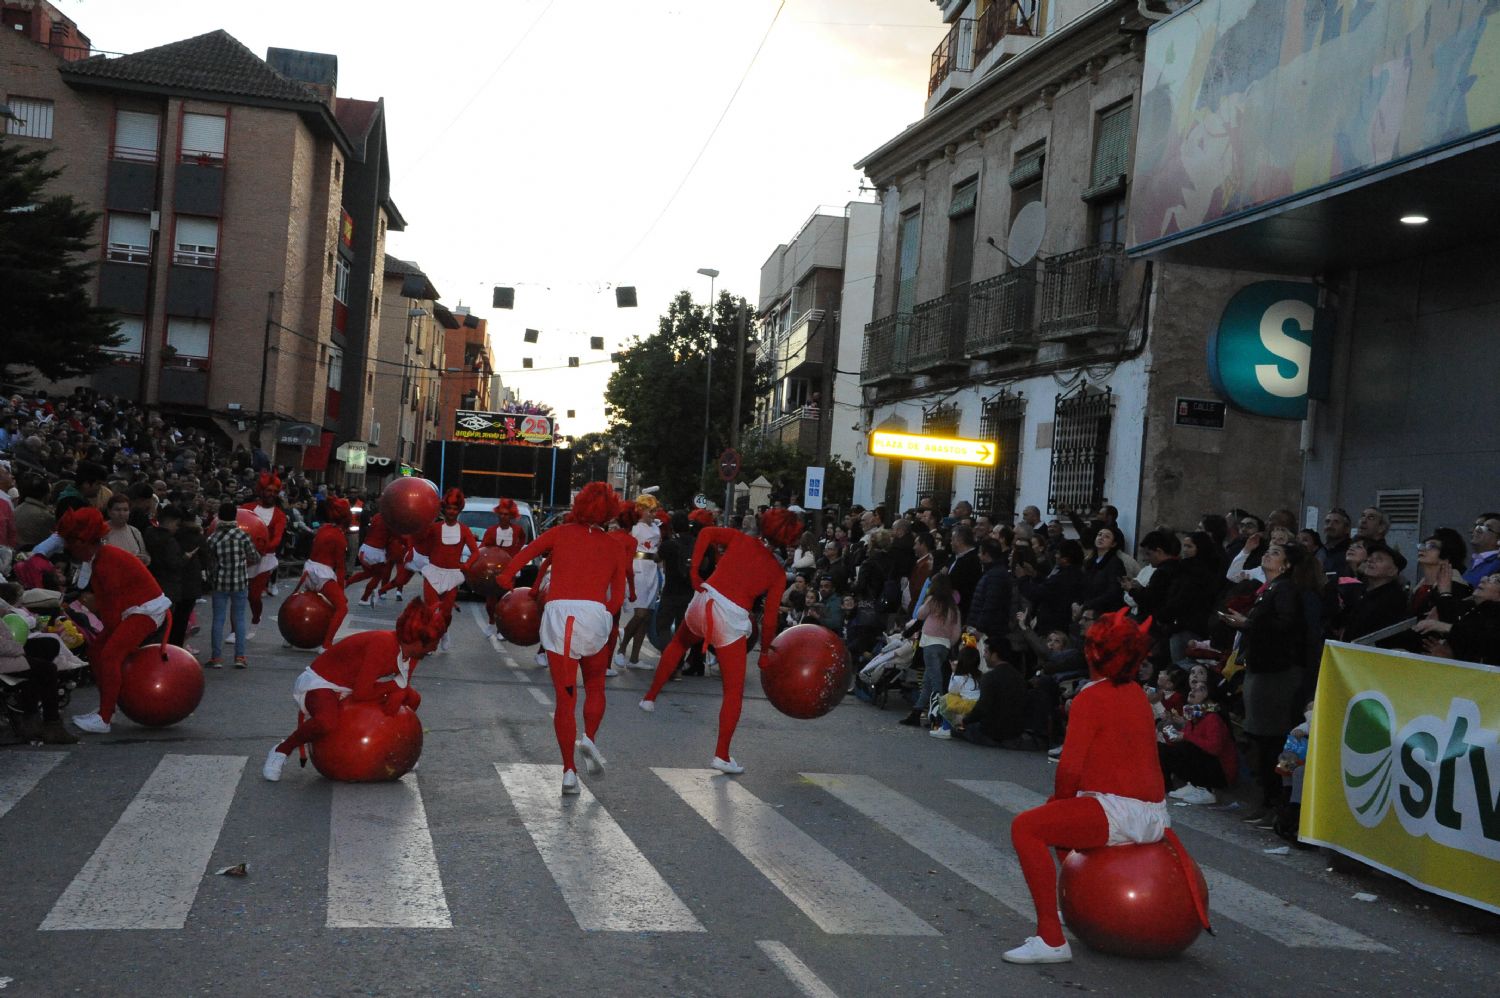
[868,431,997,467]
[1302,642,1500,915]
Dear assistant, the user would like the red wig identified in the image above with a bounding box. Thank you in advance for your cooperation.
[58,507,110,544]
[493,498,519,518]
[442,488,465,508]
[760,508,803,549]
[616,505,640,529]
[256,471,282,494]
[688,508,716,527]
[1083,608,1154,685]
[395,598,446,650]
[325,497,351,525]
[568,481,619,527]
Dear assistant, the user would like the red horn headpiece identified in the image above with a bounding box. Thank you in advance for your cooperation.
[256,471,282,494]
[58,507,110,545]
[326,497,351,525]
[493,498,518,518]
[396,597,445,649]
[1083,608,1154,685]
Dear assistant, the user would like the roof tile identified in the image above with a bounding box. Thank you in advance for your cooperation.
[60,29,322,104]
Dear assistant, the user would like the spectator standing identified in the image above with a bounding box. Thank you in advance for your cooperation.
[945,525,982,622]
[1076,525,1127,615]
[0,460,16,549]
[900,573,962,728]
[1463,513,1500,587]
[1017,539,1086,634]
[205,501,258,668]
[1320,508,1353,574]
[1423,573,1500,665]
[101,493,149,564]
[144,505,195,648]
[1340,542,1408,642]
[13,473,55,550]
[968,539,1013,647]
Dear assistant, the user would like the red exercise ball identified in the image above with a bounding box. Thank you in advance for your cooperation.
[466,547,513,597]
[496,587,541,645]
[1059,838,1211,958]
[760,623,850,720]
[278,591,333,649]
[117,643,205,727]
[310,701,423,782]
[235,508,270,553]
[380,478,440,536]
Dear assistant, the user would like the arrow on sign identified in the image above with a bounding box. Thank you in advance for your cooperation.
[976,444,993,463]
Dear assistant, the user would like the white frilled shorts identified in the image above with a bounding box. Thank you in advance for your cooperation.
[683,584,752,648]
[1077,791,1169,846]
[539,599,613,660]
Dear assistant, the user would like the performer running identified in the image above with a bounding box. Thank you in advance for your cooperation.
[612,494,662,671]
[602,509,638,677]
[241,472,287,628]
[639,509,800,774]
[60,508,172,734]
[262,598,445,781]
[299,497,351,651]
[480,498,527,637]
[1003,608,1206,964]
[380,530,415,601]
[347,510,394,606]
[496,482,627,795]
[414,488,478,650]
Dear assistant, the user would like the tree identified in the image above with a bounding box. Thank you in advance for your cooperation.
[606,290,761,505]
[569,430,617,490]
[0,137,121,385]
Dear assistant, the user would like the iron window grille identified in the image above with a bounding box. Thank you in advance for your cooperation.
[974,391,1026,521]
[916,403,962,512]
[1047,386,1112,515]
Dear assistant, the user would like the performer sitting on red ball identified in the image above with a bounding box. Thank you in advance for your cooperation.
[299,497,351,651]
[1003,609,1172,965]
[241,472,287,627]
[414,488,479,651]
[347,511,395,606]
[480,498,527,637]
[496,482,627,795]
[60,508,172,734]
[262,598,445,781]
[640,509,798,775]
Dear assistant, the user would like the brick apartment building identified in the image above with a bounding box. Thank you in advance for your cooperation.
[439,309,494,430]
[1,15,407,480]
[371,255,446,477]
[0,0,89,62]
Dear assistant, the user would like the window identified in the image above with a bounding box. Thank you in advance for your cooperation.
[106,213,152,264]
[173,216,218,267]
[973,393,1025,521]
[895,208,921,314]
[109,317,145,355]
[113,109,160,162]
[947,177,977,293]
[5,97,54,139]
[1084,103,1131,204]
[916,404,961,511]
[327,346,343,389]
[1094,195,1126,246]
[166,318,211,359]
[333,256,350,304]
[334,160,342,183]
[1047,386,1112,515]
[1009,143,1044,190]
[180,112,226,160]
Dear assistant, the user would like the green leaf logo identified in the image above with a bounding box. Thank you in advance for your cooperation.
[1342,693,1395,828]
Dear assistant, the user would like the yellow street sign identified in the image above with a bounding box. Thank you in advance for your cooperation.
[868,431,997,467]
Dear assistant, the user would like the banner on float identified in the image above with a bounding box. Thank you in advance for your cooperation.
[1302,642,1500,914]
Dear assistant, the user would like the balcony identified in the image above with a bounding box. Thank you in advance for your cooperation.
[780,308,825,380]
[928,18,974,97]
[860,314,911,385]
[972,1,1034,65]
[753,408,821,455]
[966,269,1038,358]
[1038,243,1128,341]
[907,291,969,373]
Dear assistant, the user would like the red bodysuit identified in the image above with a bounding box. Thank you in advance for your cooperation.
[415,519,478,630]
[84,545,169,723]
[481,519,528,627]
[348,514,396,602]
[240,499,287,624]
[303,522,350,649]
[274,631,422,756]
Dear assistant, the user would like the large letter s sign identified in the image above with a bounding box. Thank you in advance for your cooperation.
[1254,300,1314,399]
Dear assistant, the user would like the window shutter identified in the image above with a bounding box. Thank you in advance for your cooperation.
[109,213,151,249]
[114,110,159,161]
[166,318,212,357]
[176,216,218,250]
[896,210,922,314]
[1009,145,1044,188]
[181,113,226,157]
[111,317,145,355]
[948,179,978,218]
[5,97,54,139]
[1089,104,1132,188]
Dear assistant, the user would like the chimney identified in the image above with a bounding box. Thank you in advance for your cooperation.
[265,47,339,108]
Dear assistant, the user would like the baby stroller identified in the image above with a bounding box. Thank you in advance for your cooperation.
[855,631,921,709]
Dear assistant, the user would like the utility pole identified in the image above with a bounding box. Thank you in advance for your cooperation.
[256,290,275,448]
[725,301,748,518]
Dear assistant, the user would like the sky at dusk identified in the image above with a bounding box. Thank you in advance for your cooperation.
[55,0,949,435]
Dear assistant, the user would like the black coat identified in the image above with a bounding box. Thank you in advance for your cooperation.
[1241,577,1305,674]
[1340,581,1408,643]
[946,549,982,622]
[1019,564,1085,634]
[1448,601,1500,666]
[968,564,1014,637]
[1079,549,1127,613]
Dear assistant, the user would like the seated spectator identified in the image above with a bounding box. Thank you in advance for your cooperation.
[1159,684,1237,804]
[930,643,982,738]
[813,575,843,631]
[952,640,1050,749]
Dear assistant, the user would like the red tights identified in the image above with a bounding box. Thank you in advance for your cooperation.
[248,571,272,624]
[548,648,608,772]
[275,688,340,755]
[347,560,393,602]
[1010,796,1110,946]
[316,580,348,650]
[381,563,413,595]
[422,581,459,632]
[91,614,161,722]
[643,626,747,760]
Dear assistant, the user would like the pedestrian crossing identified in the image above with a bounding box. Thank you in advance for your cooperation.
[0,749,1393,954]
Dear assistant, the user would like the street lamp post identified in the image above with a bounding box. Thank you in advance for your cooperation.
[696,267,719,489]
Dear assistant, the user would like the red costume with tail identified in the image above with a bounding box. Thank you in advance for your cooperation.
[241,472,288,624]
[414,489,479,643]
[481,499,527,629]
[300,497,351,650]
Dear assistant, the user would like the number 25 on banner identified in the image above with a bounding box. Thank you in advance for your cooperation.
[868,431,997,467]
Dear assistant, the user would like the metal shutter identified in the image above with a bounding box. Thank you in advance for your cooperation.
[114,110,159,161]
[5,97,54,139]
[896,210,922,314]
[1090,104,1132,188]
[1009,145,1044,188]
[108,213,151,251]
[166,318,211,358]
[949,178,978,218]
[181,113,226,157]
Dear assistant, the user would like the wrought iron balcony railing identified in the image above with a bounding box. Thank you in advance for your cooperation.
[1038,243,1127,339]
[861,314,911,384]
[966,268,1038,357]
[907,291,970,372]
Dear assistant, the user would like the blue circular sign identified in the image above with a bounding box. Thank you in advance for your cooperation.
[1208,281,1324,420]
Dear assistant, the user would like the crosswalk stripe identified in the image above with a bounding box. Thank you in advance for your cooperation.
[757,940,841,998]
[528,687,552,707]
[954,780,1392,953]
[655,768,938,936]
[803,773,1034,920]
[497,763,704,932]
[328,773,452,928]
[41,754,244,930]
[0,752,65,821]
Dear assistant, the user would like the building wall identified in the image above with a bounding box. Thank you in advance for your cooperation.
[833,201,879,467]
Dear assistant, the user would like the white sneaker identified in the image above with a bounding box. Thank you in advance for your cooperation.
[1001,936,1072,965]
[357,597,372,607]
[1047,745,1064,759]
[577,736,606,775]
[535,650,548,667]
[1173,784,1218,805]
[710,756,744,775]
[561,770,580,796]
[438,631,451,653]
[245,629,257,642]
[638,699,655,713]
[613,650,628,668]
[394,591,403,602]
[929,726,952,740]
[262,748,287,782]
[71,711,111,734]
[605,667,619,677]
[480,622,495,638]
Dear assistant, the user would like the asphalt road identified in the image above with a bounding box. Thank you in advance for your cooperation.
[1,587,1495,997]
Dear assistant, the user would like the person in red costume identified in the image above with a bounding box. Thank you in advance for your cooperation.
[298,497,351,651]
[1003,608,1206,965]
[602,508,639,677]
[479,498,527,637]
[612,494,662,672]
[414,488,479,651]
[347,511,396,606]
[59,508,172,734]
[496,482,628,795]
[380,531,415,601]
[639,508,799,775]
[241,472,288,627]
[262,598,445,781]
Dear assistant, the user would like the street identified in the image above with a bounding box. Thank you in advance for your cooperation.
[1,591,1495,998]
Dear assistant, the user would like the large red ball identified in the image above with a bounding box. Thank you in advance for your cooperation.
[235,508,270,553]
[467,547,513,597]
[310,702,423,782]
[278,591,333,649]
[760,623,850,719]
[496,587,541,645]
[1059,839,1210,958]
[117,644,205,727]
[380,478,440,536]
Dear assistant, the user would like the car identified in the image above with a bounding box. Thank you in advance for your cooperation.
[457,497,538,597]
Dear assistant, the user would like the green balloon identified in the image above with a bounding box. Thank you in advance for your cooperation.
[3,614,27,644]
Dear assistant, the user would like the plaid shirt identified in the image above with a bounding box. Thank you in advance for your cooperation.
[206,522,258,592]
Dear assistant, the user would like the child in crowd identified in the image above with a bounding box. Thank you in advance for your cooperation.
[930,642,981,739]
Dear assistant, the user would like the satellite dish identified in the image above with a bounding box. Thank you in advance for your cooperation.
[1007,201,1047,265]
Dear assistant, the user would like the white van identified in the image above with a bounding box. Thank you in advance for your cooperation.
[458,497,537,551]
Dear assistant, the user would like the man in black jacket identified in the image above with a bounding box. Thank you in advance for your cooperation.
[1017,539,1085,633]
[1123,529,1190,636]
[954,643,1050,748]
[968,539,1013,646]
[1342,542,1410,643]
[946,525,982,623]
